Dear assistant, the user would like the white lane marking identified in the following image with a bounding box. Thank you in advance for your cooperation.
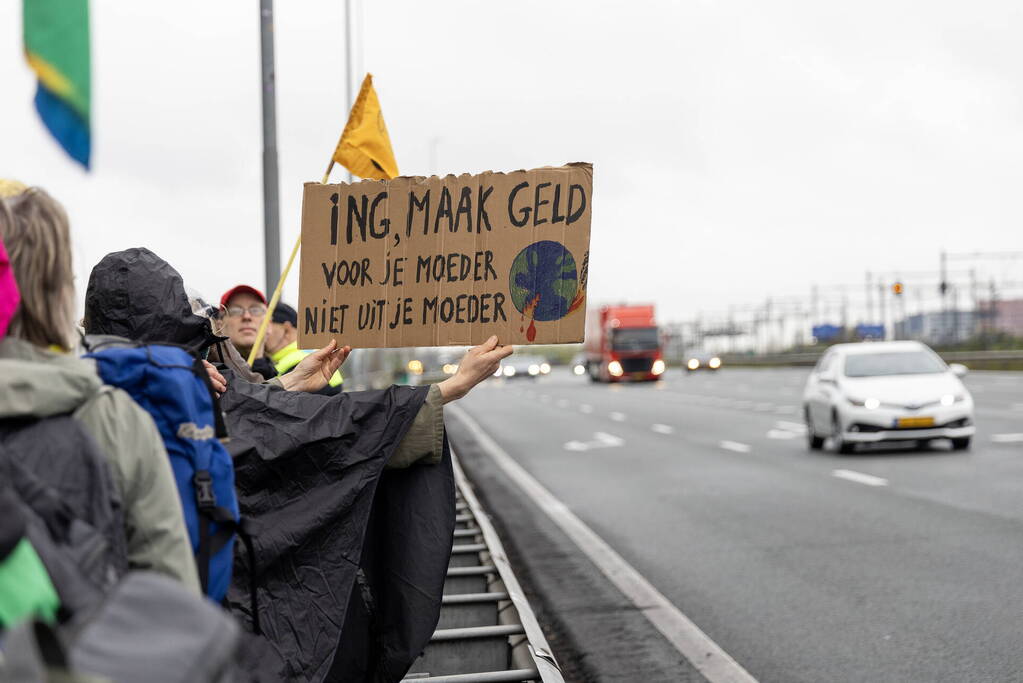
[450,405,758,683]
[754,402,774,411]
[832,469,888,487]
[556,399,570,408]
[579,404,594,414]
[651,424,675,435]
[609,411,627,422]
[719,440,752,453]
[563,431,625,452]
[775,420,808,434]
[767,429,797,440]
[992,433,1023,443]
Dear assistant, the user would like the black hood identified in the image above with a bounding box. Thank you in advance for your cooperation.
[84,247,217,352]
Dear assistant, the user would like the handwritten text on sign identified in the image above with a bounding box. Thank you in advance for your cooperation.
[298,163,592,349]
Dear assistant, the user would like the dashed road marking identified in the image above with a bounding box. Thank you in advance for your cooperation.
[832,469,888,487]
[719,440,752,453]
[449,405,759,683]
[992,433,1023,443]
[609,412,627,422]
[580,404,594,414]
[775,421,808,434]
[652,424,675,435]
[767,429,797,440]
[556,399,570,408]
[564,431,625,452]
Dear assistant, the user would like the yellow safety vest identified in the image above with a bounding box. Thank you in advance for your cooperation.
[270,341,343,387]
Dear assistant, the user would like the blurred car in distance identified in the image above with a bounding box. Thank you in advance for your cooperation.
[803,341,974,453]
[494,354,551,379]
[685,352,722,372]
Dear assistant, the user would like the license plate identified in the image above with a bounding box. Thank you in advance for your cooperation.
[895,416,934,428]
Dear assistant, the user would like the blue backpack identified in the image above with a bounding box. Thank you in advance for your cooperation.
[86,344,253,617]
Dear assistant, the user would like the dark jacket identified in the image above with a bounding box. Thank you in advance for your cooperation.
[221,377,454,682]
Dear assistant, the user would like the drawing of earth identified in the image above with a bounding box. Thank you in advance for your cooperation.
[508,240,578,321]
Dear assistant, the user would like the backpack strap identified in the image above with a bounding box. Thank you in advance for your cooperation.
[188,356,229,441]
[193,470,261,635]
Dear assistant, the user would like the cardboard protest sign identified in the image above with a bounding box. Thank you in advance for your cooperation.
[298,163,592,349]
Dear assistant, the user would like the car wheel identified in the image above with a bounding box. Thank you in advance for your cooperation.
[951,437,971,451]
[832,409,855,454]
[805,408,824,450]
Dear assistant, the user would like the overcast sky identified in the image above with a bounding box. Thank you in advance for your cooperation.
[2,0,1021,325]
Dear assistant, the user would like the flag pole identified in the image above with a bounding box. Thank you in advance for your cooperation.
[246,159,337,366]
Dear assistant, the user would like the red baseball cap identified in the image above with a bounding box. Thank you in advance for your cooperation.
[220,284,267,308]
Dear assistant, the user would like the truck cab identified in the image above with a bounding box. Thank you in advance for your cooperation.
[584,304,665,382]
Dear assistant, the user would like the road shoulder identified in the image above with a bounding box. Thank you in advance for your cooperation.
[446,410,707,683]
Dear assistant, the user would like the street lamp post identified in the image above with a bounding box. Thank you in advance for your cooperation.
[259,0,281,293]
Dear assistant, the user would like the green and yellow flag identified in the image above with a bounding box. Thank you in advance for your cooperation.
[332,74,398,180]
[23,0,91,168]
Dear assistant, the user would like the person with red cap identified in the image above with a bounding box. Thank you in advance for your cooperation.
[218,284,269,362]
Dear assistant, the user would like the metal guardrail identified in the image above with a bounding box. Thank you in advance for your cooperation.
[402,453,564,683]
[720,349,1023,368]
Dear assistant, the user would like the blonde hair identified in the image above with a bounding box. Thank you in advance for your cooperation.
[0,187,75,349]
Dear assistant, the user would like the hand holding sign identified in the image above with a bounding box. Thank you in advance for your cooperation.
[438,336,513,404]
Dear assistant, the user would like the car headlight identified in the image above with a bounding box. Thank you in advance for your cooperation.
[573,364,586,375]
[708,357,721,369]
[503,366,516,377]
[652,359,666,375]
[608,360,624,377]
[528,364,540,375]
[687,358,699,370]
[848,396,880,409]
[940,393,965,406]
[540,363,551,374]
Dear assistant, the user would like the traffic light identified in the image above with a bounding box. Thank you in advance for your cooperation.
[892,282,904,295]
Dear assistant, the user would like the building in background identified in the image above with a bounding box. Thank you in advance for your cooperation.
[895,310,977,344]
[983,299,1023,337]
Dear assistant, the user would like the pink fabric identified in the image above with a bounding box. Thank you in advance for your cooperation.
[0,237,19,339]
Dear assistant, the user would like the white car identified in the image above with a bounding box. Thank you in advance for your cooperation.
[803,341,975,453]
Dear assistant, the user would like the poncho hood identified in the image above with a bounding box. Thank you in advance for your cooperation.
[83,248,217,352]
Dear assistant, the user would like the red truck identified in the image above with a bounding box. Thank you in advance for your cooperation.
[583,304,665,382]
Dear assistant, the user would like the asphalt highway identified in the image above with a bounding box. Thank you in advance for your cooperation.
[447,367,1023,683]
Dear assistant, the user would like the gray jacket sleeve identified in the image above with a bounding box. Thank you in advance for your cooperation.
[75,388,202,594]
[387,384,444,469]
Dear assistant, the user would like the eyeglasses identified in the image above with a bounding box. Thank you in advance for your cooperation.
[225,305,267,318]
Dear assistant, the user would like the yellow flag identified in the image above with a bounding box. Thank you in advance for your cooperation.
[333,74,399,180]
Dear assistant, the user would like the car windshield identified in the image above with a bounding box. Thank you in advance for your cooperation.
[611,327,659,351]
[842,351,947,378]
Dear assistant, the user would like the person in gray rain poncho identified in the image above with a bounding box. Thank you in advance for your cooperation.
[82,247,512,683]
